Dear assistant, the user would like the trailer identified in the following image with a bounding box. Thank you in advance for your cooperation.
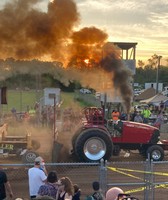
[0,123,39,163]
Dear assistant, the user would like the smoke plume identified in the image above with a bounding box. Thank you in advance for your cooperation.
[0,0,133,112]
[0,0,79,60]
[100,43,133,112]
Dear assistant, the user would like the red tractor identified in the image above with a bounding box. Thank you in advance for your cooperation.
[71,107,168,162]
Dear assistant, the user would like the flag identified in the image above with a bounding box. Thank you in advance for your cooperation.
[0,87,7,104]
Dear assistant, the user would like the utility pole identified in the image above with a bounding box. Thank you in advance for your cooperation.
[53,95,56,141]
[156,56,162,94]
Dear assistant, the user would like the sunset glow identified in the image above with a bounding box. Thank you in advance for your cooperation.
[0,0,167,64]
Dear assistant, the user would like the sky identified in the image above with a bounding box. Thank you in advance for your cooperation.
[75,0,168,64]
[0,0,167,64]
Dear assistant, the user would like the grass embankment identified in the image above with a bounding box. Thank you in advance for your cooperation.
[1,90,83,114]
[0,90,82,135]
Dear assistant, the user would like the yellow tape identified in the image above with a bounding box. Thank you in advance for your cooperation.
[156,184,168,188]
[125,187,146,194]
[108,167,168,176]
[109,167,143,181]
[125,184,168,194]
[107,167,168,194]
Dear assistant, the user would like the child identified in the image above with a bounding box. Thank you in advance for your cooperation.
[91,181,104,200]
[72,184,81,200]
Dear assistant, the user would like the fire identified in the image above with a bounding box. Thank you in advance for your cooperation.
[0,0,133,113]
[84,59,89,64]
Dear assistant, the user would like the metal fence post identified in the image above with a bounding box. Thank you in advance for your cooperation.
[150,160,154,200]
[99,159,107,196]
[144,154,153,200]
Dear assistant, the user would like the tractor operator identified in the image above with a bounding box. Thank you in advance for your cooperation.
[112,110,120,122]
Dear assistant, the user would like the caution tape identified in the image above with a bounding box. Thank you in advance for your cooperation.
[109,167,143,181]
[125,187,146,194]
[107,167,168,194]
[125,184,168,194]
[155,184,168,189]
[108,167,168,176]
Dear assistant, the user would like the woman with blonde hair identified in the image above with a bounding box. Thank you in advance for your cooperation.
[56,177,74,200]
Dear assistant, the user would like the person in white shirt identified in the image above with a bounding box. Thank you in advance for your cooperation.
[28,156,47,199]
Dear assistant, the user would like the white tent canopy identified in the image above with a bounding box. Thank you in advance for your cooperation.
[140,93,168,106]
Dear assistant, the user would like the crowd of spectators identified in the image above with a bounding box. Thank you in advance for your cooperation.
[1,155,139,200]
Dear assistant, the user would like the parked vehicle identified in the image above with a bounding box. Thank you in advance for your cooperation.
[95,92,101,99]
[80,88,92,94]
[71,107,168,162]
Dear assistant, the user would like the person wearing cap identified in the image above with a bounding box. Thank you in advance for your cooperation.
[28,156,47,199]
[112,110,120,122]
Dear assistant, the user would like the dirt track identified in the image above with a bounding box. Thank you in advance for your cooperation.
[1,124,168,200]
[1,120,168,164]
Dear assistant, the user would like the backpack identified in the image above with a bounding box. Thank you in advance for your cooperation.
[84,195,95,200]
[92,192,104,200]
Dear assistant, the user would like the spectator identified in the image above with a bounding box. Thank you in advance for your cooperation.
[0,168,13,199]
[28,156,47,199]
[142,106,151,124]
[153,111,165,129]
[37,171,58,199]
[72,184,81,200]
[134,111,143,123]
[41,106,48,127]
[36,196,55,200]
[159,101,165,112]
[91,181,104,200]
[106,187,125,200]
[56,176,74,200]
[130,107,137,122]
[29,106,36,125]
[11,107,16,114]
[120,112,127,121]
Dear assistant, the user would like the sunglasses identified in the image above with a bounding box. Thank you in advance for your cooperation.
[117,193,130,199]
[117,194,139,200]
[121,198,139,200]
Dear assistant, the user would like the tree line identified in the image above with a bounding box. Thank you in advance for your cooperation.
[0,55,168,91]
[135,54,168,87]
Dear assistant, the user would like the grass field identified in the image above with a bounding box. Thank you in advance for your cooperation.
[1,89,81,114]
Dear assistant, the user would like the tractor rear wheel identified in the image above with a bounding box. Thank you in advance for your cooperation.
[75,128,113,162]
[146,145,164,161]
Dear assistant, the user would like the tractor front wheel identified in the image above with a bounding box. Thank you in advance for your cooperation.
[146,145,164,161]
